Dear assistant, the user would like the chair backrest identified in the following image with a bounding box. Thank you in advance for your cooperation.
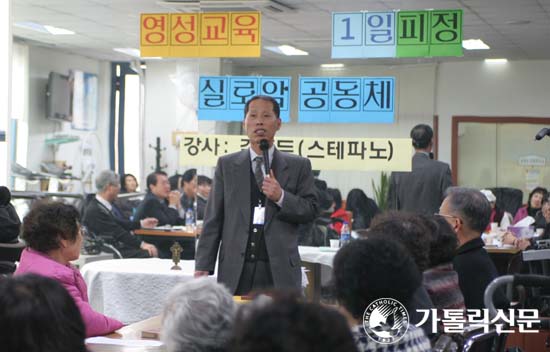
[0,240,26,262]
[489,187,524,218]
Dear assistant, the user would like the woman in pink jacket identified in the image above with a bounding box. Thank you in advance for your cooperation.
[15,201,123,337]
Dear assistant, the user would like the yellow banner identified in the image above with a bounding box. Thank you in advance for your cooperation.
[140,12,261,58]
[178,134,412,171]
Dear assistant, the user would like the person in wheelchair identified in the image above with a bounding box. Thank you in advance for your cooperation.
[82,170,158,258]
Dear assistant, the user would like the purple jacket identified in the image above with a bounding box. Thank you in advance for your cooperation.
[15,248,123,337]
[513,206,528,225]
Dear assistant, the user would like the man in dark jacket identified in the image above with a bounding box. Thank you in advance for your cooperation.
[82,170,158,258]
[388,124,452,215]
[439,187,508,310]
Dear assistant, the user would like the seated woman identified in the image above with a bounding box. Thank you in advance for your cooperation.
[513,187,547,224]
[345,188,380,230]
[15,201,123,337]
[327,188,351,235]
[0,274,87,352]
[114,173,142,220]
[422,216,465,314]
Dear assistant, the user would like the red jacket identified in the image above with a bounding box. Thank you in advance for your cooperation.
[330,208,351,235]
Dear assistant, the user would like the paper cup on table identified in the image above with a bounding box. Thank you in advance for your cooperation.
[490,222,498,233]
[330,239,340,249]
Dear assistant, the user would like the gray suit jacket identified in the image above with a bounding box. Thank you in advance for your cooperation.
[195,148,319,294]
[387,152,452,215]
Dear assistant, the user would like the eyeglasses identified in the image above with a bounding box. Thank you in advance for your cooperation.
[434,213,463,223]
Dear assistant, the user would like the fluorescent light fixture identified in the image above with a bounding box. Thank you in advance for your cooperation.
[43,25,75,35]
[321,63,344,69]
[484,58,508,64]
[113,48,141,57]
[462,39,490,50]
[14,22,49,33]
[14,22,75,35]
[264,45,308,56]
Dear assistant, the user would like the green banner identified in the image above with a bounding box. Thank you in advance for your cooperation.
[429,9,463,57]
[396,11,429,57]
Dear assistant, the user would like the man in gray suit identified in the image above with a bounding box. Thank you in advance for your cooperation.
[194,95,319,295]
[387,124,452,215]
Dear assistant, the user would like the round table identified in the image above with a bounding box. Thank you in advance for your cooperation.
[81,258,215,324]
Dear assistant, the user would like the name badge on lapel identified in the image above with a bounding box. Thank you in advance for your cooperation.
[253,205,265,225]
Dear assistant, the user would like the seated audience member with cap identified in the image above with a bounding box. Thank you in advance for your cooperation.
[162,278,236,352]
[135,171,195,259]
[0,186,21,244]
[333,238,431,352]
[15,201,123,337]
[480,189,512,231]
[82,170,158,258]
[229,294,357,352]
[0,274,87,352]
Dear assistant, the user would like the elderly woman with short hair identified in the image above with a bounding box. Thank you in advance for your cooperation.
[15,201,123,337]
[161,278,236,352]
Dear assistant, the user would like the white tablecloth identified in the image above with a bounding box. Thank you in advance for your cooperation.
[298,246,338,267]
[81,258,215,324]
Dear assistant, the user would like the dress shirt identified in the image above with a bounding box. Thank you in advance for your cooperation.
[249,146,284,207]
[96,194,113,212]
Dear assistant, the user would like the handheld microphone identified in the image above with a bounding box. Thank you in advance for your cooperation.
[535,127,550,141]
[259,139,270,175]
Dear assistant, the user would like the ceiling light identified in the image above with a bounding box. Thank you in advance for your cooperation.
[462,39,489,50]
[113,48,141,57]
[484,58,508,64]
[321,63,344,69]
[14,22,49,33]
[14,22,75,35]
[43,25,75,35]
[264,45,308,56]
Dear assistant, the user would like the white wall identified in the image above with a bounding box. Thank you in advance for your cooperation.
[436,60,550,164]
[143,58,226,180]
[26,45,110,191]
[231,63,436,197]
[0,0,11,185]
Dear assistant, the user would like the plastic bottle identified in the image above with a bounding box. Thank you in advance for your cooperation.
[340,221,351,247]
[185,207,194,227]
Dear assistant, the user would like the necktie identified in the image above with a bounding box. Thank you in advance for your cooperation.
[254,156,264,189]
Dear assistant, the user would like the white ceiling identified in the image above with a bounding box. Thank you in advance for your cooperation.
[11,0,550,66]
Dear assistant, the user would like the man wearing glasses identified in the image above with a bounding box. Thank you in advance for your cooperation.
[438,187,507,310]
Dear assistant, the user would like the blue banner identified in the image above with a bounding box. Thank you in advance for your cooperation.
[199,76,291,122]
[299,76,395,123]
